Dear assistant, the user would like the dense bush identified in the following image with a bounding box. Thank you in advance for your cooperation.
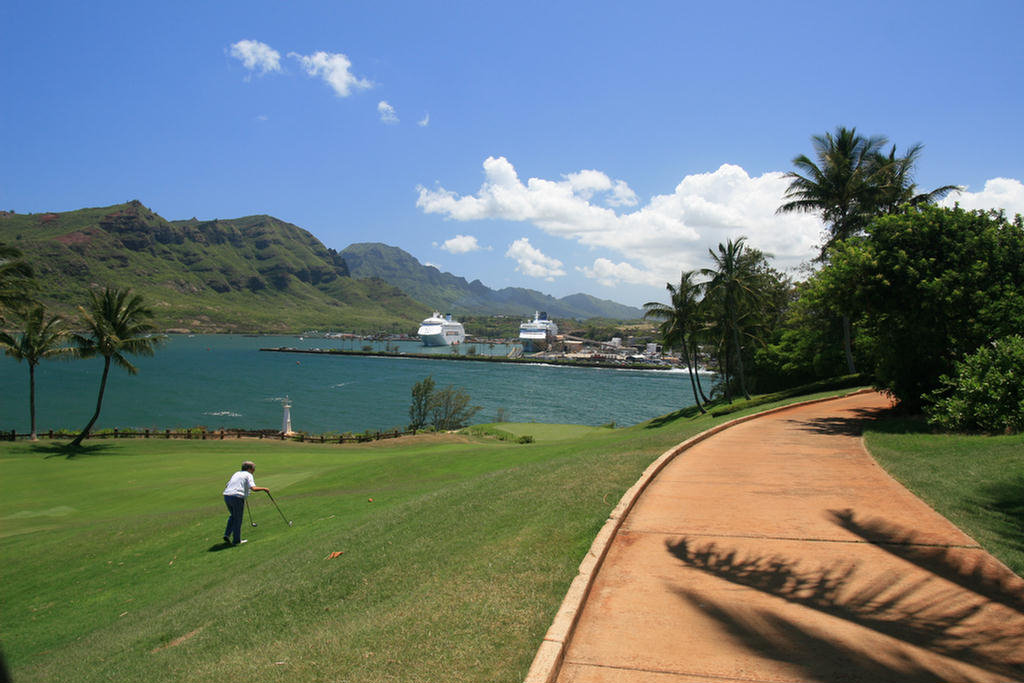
[814,206,1024,410]
[925,335,1024,434]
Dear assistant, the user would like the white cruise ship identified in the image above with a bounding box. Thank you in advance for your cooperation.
[519,311,559,352]
[417,312,466,346]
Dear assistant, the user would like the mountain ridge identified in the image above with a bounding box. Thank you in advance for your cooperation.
[0,201,421,332]
[1,201,643,332]
[340,242,643,319]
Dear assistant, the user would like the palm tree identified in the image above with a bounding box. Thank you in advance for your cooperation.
[0,243,34,320]
[872,143,962,214]
[70,287,162,448]
[701,238,766,401]
[777,127,890,374]
[779,128,960,375]
[777,126,888,257]
[644,271,706,413]
[0,305,70,440]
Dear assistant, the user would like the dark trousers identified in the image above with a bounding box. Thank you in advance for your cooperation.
[224,495,245,543]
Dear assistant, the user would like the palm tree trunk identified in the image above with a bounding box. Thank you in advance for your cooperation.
[687,366,705,413]
[71,356,110,448]
[723,344,733,403]
[685,342,706,413]
[732,323,751,400]
[842,314,856,374]
[693,342,711,403]
[29,362,37,441]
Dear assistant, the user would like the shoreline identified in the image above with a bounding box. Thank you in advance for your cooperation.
[259,346,679,371]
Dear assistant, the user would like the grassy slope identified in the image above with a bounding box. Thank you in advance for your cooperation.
[0,203,425,333]
[0,390,854,683]
[864,419,1024,575]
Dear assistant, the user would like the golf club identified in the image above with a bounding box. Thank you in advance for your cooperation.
[266,491,293,527]
[246,498,257,527]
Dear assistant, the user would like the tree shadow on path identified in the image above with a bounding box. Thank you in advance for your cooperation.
[666,521,1024,681]
[828,509,1024,613]
[785,406,897,437]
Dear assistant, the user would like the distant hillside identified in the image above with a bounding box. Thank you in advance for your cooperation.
[340,243,643,319]
[0,202,423,333]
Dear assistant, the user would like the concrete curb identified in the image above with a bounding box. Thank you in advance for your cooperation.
[522,388,876,683]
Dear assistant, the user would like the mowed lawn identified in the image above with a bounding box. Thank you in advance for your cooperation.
[0,407,727,683]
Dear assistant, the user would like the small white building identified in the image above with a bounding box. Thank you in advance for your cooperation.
[282,398,295,436]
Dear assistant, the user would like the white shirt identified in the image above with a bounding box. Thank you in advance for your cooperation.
[223,470,256,498]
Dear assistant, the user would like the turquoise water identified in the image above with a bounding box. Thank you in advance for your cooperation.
[0,334,711,434]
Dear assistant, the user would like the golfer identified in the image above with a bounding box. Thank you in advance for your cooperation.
[222,461,269,545]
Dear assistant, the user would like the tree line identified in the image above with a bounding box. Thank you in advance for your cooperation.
[0,254,160,444]
[645,126,1024,433]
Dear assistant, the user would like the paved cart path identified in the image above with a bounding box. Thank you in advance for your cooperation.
[554,392,1024,683]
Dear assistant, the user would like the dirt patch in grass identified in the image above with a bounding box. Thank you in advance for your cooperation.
[150,627,203,653]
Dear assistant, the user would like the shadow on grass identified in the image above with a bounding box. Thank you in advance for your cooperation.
[982,474,1024,518]
[665,514,1024,680]
[644,375,872,431]
[644,403,705,429]
[207,542,235,552]
[31,442,118,459]
[863,415,936,435]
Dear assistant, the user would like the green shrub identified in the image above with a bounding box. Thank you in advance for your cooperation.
[925,335,1024,434]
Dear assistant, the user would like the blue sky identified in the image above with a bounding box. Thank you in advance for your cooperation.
[3,0,1023,308]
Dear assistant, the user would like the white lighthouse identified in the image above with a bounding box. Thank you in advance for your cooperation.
[282,398,295,436]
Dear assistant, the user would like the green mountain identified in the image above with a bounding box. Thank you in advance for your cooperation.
[0,201,423,333]
[340,242,644,319]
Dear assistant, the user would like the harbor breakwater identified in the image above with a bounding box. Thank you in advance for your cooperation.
[260,346,677,371]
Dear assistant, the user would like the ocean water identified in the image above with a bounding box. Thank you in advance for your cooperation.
[0,334,712,434]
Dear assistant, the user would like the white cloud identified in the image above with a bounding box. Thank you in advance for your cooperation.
[505,238,565,281]
[577,258,663,287]
[565,169,638,207]
[418,157,823,286]
[418,112,430,127]
[230,40,282,75]
[377,100,398,124]
[289,50,371,97]
[939,177,1024,217]
[440,234,487,254]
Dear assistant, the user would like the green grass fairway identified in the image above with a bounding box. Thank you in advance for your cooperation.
[2,388,867,682]
[497,423,610,441]
[865,420,1024,575]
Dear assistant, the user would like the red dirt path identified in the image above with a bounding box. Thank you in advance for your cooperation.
[552,392,1024,682]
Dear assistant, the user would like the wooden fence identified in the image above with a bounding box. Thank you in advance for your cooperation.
[0,427,417,444]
